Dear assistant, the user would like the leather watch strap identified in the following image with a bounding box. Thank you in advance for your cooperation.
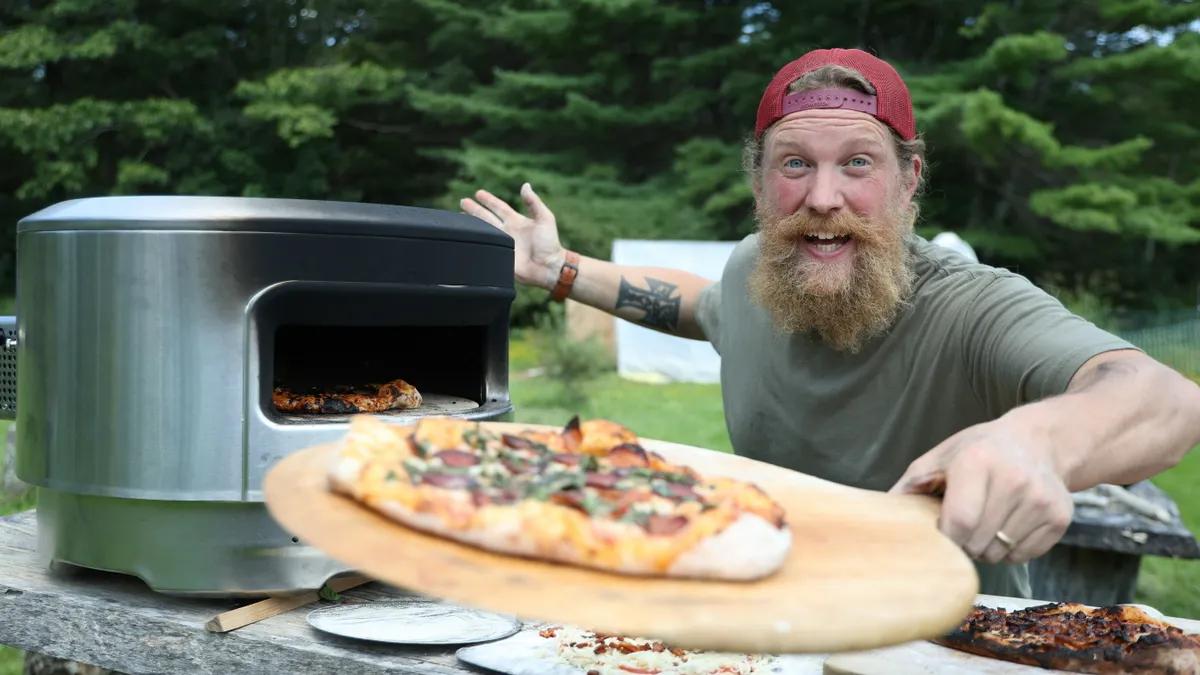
[550,250,580,302]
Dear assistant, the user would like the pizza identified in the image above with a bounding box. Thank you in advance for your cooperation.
[932,602,1200,674]
[326,414,792,580]
[536,625,774,675]
[273,378,422,414]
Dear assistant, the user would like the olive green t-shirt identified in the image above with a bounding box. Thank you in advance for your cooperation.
[694,233,1137,597]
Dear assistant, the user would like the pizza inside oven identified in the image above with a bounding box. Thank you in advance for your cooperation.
[273,377,423,414]
[933,602,1200,675]
[538,626,775,675]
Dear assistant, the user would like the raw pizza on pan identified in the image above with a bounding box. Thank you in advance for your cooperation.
[933,602,1200,674]
[537,625,775,675]
[274,377,422,414]
[326,414,792,580]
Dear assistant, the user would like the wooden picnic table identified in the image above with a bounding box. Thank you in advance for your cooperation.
[0,509,512,675]
[2,500,1199,675]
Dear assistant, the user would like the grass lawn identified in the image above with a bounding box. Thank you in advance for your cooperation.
[0,331,1194,672]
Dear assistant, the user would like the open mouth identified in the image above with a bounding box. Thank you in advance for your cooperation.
[803,233,852,253]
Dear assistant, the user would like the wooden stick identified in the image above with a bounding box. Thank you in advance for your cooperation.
[205,573,374,633]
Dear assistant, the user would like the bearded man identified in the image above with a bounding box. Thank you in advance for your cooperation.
[459,48,1200,597]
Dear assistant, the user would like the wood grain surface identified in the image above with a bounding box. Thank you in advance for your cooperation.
[262,420,980,655]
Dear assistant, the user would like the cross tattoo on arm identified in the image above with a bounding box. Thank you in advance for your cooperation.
[615,276,682,333]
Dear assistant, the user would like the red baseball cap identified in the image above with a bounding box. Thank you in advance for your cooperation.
[754,48,916,141]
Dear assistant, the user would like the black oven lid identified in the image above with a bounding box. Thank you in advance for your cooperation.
[17,195,514,248]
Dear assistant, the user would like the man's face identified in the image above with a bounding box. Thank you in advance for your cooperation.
[747,107,922,353]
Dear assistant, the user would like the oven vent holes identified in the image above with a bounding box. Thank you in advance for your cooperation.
[0,330,14,412]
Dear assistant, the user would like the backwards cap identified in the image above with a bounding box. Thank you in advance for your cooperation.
[754,48,916,141]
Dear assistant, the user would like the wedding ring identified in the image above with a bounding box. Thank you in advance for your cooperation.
[994,530,1016,549]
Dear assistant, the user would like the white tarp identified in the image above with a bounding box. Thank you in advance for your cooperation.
[610,239,740,384]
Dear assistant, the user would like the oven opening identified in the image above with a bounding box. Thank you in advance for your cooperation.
[270,324,487,424]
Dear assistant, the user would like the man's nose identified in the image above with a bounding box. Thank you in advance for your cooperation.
[805,166,845,214]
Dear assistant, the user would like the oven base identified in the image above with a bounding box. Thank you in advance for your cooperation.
[36,489,354,599]
[33,406,517,597]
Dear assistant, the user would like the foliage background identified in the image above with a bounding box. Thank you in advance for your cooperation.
[0,2,1198,670]
[0,0,1197,327]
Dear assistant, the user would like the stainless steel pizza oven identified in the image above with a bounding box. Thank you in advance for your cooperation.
[3,195,516,597]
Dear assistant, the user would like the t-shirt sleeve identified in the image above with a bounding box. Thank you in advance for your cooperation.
[696,233,761,353]
[961,273,1140,417]
[695,280,723,353]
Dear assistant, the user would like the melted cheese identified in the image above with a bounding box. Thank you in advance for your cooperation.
[549,626,773,675]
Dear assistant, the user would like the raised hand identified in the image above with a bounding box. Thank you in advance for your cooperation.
[460,183,566,290]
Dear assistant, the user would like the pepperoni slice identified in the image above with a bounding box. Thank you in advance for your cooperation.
[421,472,471,490]
[607,443,650,468]
[502,433,535,449]
[551,453,582,465]
[550,491,587,512]
[644,514,689,536]
[436,449,480,467]
[585,472,621,489]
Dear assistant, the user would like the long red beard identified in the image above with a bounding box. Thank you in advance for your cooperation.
[747,197,917,353]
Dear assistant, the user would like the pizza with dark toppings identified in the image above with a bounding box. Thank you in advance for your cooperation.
[932,602,1200,674]
[536,625,774,675]
[326,414,792,580]
[273,378,422,414]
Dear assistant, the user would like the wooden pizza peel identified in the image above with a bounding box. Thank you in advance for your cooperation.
[262,421,980,655]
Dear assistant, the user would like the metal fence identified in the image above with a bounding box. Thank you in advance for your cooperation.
[1104,308,1200,377]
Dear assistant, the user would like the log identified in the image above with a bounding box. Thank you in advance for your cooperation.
[1027,480,1200,607]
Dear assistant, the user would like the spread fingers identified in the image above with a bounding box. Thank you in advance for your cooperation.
[473,189,525,223]
[460,197,505,229]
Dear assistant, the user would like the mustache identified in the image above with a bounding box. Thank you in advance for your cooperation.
[758,206,877,240]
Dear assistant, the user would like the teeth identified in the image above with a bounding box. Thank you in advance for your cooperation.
[815,233,837,240]
[815,242,843,252]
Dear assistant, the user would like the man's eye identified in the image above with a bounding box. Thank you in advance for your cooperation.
[849,158,869,167]
[785,159,806,169]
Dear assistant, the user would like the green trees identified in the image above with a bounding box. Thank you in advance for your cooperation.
[0,0,1195,314]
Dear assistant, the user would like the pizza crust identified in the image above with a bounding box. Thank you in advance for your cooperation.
[667,513,792,581]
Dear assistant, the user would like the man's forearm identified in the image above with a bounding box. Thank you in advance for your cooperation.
[1006,349,1200,492]
[554,254,714,341]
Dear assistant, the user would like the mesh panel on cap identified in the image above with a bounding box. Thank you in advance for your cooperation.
[754,48,915,141]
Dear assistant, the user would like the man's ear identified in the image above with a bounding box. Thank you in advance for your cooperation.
[906,155,923,200]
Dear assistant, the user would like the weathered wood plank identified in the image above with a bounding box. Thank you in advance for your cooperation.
[0,510,485,675]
